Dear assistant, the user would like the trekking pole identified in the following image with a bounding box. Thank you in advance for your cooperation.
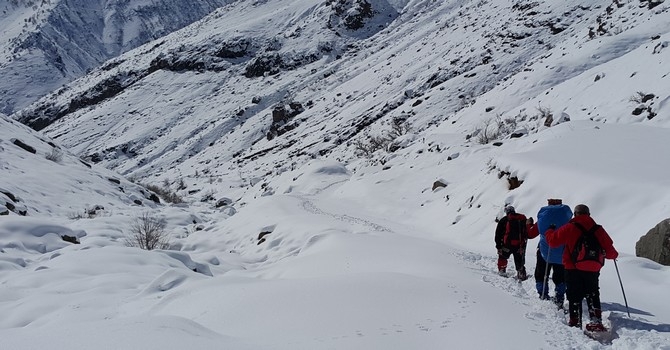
[613,259,630,317]
[542,248,551,299]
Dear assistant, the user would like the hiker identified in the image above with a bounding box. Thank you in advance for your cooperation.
[546,204,618,331]
[527,198,572,307]
[494,205,529,280]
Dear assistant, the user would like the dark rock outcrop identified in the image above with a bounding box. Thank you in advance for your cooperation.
[636,219,670,266]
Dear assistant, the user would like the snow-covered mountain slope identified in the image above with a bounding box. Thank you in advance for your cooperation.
[14,0,670,183]
[7,0,669,258]
[2,153,670,349]
[0,114,161,216]
[0,0,232,115]
[8,0,670,254]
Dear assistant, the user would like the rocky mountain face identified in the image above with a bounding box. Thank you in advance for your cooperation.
[0,0,232,115]
[10,0,670,197]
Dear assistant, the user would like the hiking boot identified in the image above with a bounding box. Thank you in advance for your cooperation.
[585,322,606,332]
[586,309,603,331]
[536,282,550,299]
[498,268,507,276]
[552,297,565,310]
[516,268,528,281]
[568,317,582,328]
[568,301,582,328]
[588,308,602,322]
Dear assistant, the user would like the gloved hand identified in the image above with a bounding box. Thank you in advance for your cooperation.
[548,224,556,230]
[527,217,534,225]
[497,248,503,255]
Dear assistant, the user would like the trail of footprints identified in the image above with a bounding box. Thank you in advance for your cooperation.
[312,288,473,342]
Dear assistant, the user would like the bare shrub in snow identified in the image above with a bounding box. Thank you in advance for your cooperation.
[475,117,497,144]
[45,147,63,163]
[387,117,411,139]
[629,91,654,104]
[353,135,392,158]
[143,183,183,204]
[176,178,187,191]
[536,105,553,127]
[354,117,412,158]
[125,212,170,251]
[476,115,517,144]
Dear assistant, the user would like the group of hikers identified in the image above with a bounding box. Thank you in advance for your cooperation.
[494,199,619,332]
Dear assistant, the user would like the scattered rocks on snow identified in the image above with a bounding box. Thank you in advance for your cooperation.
[61,235,80,244]
[432,179,448,191]
[11,139,36,154]
[215,197,233,208]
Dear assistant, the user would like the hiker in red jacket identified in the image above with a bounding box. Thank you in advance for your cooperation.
[545,204,618,331]
[494,205,530,280]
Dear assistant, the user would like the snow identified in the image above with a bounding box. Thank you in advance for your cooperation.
[2,120,670,348]
[1,0,670,349]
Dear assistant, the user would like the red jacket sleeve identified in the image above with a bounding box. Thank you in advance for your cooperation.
[596,226,619,260]
[545,223,577,248]
[527,223,539,239]
[545,227,559,247]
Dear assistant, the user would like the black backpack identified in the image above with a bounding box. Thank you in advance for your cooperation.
[571,222,605,271]
[504,213,527,247]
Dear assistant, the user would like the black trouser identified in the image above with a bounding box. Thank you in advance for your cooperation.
[534,249,565,285]
[565,269,601,324]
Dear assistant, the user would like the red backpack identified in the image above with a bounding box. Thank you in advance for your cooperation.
[504,213,527,247]
[571,222,605,272]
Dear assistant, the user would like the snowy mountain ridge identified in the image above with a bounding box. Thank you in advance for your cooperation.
[13,0,670,182]
[0,0,232,114]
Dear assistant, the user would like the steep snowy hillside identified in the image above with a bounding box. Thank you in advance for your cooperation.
[0,114,161,216]
[8,0,669,238]
[14,0,670,186]
[0,0,231,114]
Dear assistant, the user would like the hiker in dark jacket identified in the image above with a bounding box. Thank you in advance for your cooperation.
[494,205,529,280]
[546,204,618,331]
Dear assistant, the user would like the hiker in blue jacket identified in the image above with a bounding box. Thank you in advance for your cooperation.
[527,199,573,307]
